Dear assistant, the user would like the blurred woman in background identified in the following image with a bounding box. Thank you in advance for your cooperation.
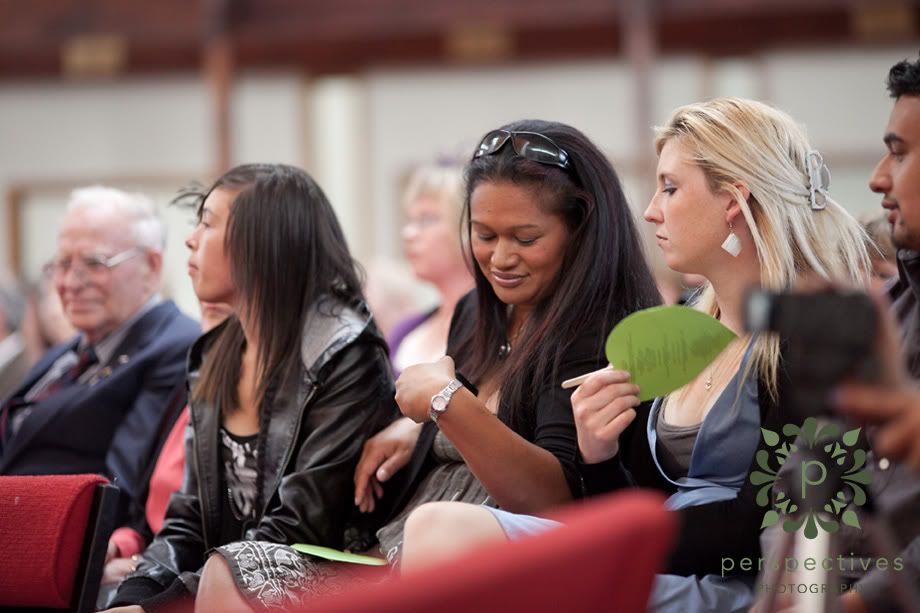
[388,161,473,375]
[861,210,899,291]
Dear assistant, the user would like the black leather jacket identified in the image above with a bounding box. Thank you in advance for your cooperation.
[113,297,396,603]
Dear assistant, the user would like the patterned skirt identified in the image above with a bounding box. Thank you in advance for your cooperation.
[214,541,388,611]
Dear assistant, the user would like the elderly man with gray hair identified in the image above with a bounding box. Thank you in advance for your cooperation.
[0,186,199,523]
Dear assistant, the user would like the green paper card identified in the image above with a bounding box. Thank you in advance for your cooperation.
[291,543,388,566]
[605,305,736,401]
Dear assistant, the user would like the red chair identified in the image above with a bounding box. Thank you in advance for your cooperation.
[0,474,118,612]
[307,490,676,613]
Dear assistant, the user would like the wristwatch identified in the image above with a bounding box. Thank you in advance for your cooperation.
[429,378,463,424]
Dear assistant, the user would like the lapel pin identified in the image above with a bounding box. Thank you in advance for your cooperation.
[90,366,114,385]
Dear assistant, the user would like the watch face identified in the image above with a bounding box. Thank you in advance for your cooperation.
[431,395,448,412]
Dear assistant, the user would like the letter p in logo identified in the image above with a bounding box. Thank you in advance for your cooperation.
[801,460,827,500]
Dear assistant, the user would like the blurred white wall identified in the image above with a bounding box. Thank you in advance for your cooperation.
[356,46,914,261]
[362,60,636,260]
[1,45,916,324]
[0,72,304,320]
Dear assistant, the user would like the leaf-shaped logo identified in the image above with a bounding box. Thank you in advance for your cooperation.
[752,419,874,540]
[605,306,736,401]
[761,428,780,447]
[842,428,861,447]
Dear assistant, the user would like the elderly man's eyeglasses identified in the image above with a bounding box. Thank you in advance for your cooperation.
[473,129,571,170]
[47,246,145,279]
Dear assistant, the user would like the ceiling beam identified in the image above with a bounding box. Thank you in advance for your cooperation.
[0,0,916,79]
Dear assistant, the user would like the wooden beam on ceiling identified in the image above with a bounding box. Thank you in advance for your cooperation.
[0,0,916,80]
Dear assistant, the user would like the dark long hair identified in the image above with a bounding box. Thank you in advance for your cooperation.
[189,163,364,412]
[456,119,660,433]
[186,163,364,516]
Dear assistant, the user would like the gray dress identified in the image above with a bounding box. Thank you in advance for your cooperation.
[376,429,494,562]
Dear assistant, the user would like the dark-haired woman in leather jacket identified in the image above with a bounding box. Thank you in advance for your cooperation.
[105,163,396,612]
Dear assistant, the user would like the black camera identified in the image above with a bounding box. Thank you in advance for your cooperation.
[744,288,880,422]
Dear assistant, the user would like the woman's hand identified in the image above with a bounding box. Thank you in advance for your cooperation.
[354,417,423,513]
[101,555,139,585]
[571,369,640,464]
[100,607,144,613]
[835,383,920,470]
[394,356,456,424]
[105,538,119,564]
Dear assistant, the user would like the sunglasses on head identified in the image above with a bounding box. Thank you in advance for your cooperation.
[473,129,571,170]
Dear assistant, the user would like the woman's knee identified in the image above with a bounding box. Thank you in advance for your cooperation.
[197,554,250,612]
[200,553,234,588]
[404,502,487,544]
[402,502,506,572]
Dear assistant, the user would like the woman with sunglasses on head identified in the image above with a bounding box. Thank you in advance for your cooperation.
[102,164,396,613]
[397,99,873,611]
[355,119,660,565]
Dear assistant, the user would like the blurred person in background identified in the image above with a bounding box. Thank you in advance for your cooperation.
[861,211,899,292]
[388,161,473,375]
[0,271,32,398]
[20,266,76,364]
[0,272,29,400]
[653,264,683,305]
[0,186,200,525]
[363,256,423,339]
[655,265,706,306]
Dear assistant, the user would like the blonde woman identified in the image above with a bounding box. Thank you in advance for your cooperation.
[388,162,473,375]
[398,98,871,612]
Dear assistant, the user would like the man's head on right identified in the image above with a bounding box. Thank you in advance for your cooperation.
[870,53,920,251]
[52,186,166,344]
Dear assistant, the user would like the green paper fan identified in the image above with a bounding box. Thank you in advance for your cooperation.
[291,543,388,566]
[605,305,736,401]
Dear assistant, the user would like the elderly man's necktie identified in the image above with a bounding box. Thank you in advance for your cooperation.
[0,347,98,442]
[31,347,98,402]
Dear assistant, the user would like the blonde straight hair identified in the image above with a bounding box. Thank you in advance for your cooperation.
[403,163,466,226]
[654,97,872,401]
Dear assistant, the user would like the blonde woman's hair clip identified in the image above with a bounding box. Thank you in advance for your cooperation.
[806,150,831,211]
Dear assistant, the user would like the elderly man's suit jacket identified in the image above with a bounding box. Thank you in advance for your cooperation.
[0,300,199,520]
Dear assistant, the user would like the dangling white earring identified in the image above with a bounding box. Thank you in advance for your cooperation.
[721,222,741,257]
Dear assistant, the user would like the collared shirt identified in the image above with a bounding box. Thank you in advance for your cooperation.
[12,295,161,435]
[0,332,24,373]
[77,294,161,384]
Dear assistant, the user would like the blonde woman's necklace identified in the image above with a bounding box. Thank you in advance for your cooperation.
[703,339,747,392]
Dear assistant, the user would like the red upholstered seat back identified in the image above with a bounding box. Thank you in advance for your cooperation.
[307,490,676,613]
[0,474,107,608]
